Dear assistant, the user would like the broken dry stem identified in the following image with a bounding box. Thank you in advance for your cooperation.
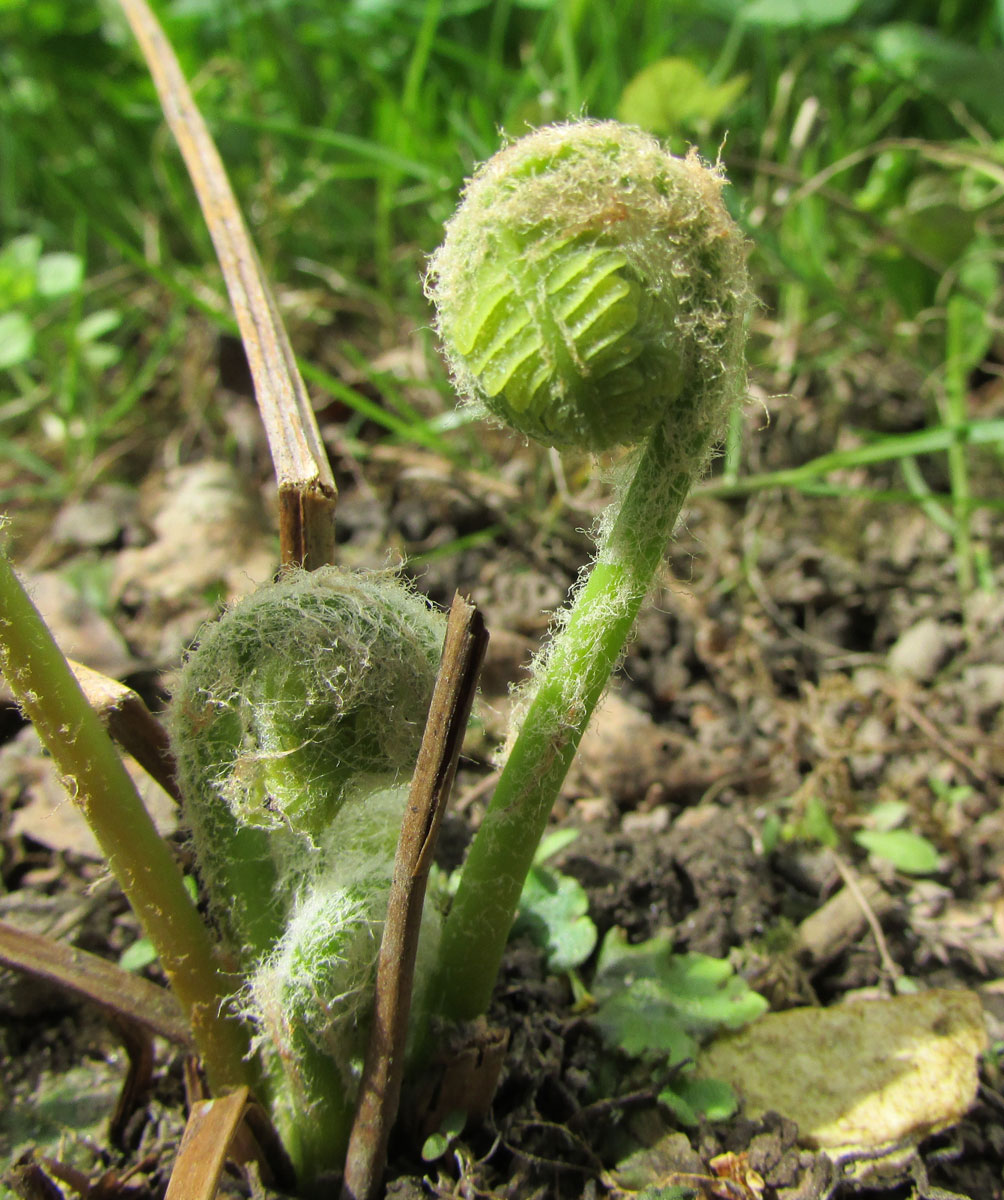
[342,594,488,1200]
[0,551,252,1094]
[118,0,336,569]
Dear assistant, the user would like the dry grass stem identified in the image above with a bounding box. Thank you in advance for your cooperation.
[117,0,336,568]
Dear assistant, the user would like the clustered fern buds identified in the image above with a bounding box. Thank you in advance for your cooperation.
[159,118,753,1181]
[167,566,446,1175]
[426,120,750,454]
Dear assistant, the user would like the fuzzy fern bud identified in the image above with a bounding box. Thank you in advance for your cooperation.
[245,782,444,1173]
[167,566,445,959]
[426,120,750,454]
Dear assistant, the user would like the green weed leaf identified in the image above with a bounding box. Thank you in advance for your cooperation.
[514,861,597,972]
[534,827,581,863]
[0,311,33,369]
[75,308,121,344]
[119,937,157,972]
[785,793,838,848]
[0,234,42,306]
[421,1109,466,1162]
[871,24,1004,132]
[855,829,940,875]
[617,58,748,135]
[591,929,767,1062]
[738,0,864,28]
[659,1075,737,1126]
[36,251,83,298]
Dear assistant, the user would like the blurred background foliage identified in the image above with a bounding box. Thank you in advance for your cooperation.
[0,0,1002,581]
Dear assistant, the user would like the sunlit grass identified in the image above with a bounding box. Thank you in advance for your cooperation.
[0,0,1001,582]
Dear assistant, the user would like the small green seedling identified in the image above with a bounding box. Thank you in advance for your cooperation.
[511,829,597,973]
[590,928,765,1126]
[854,828,941,876]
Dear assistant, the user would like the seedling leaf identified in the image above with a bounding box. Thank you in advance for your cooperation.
[534,827,581,864]
[659,1076,737,1125]
[855,829,940,875]
[421,1109,466,1162]
[36,251,84,298]
[514,861,597,972]
[0,311,33,369]
[592,929,768,1062]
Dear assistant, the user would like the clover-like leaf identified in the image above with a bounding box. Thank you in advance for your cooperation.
[514,860,597,972]
[591,928,767,1063]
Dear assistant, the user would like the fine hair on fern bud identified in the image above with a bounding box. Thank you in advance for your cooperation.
[166,569,447,1179]
[244,782,444,1175]
[426,120,751,455]
[167,565,445,963]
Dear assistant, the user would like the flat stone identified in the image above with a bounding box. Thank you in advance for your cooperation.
[697,989,986,1156]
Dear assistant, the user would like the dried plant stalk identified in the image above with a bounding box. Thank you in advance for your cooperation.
[118,0,336,568]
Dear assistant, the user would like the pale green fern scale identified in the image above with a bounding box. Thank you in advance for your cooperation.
[449,230,646,438]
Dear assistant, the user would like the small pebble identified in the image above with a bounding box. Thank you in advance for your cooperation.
[887,617,955,682]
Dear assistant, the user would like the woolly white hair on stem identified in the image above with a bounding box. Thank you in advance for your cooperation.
[427,119,752,1024]
[245,784,443,1137]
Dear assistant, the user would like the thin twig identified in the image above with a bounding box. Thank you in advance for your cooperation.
[885,680,992,785]
[117,0,336,568]
[830,852,903,987]
[341,594,489,1200]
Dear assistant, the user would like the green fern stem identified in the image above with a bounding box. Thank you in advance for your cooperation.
[0,550,253,1093]
[433,415,699,1019]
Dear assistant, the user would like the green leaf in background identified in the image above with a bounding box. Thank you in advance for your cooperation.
[75,308,123,371]
[785,792,839,848]
[0,235,42,308]
[514,860,597,972]
[868,799,910,831]
[591,929,768,1062]
[737,0,865,29]
[948,249,999,374]
[0,311,34,369]
[617,58,748,136]
[855,829,941,875]
[420,1108,466,1162]
[36,251,83,298]
[119,876,197,971]
[75,308,121,344]
[119,937,158,973]
[871,24,1004,134]
[534,827,581,863]
[659,1075,737,1125]
[895,173,980,270]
